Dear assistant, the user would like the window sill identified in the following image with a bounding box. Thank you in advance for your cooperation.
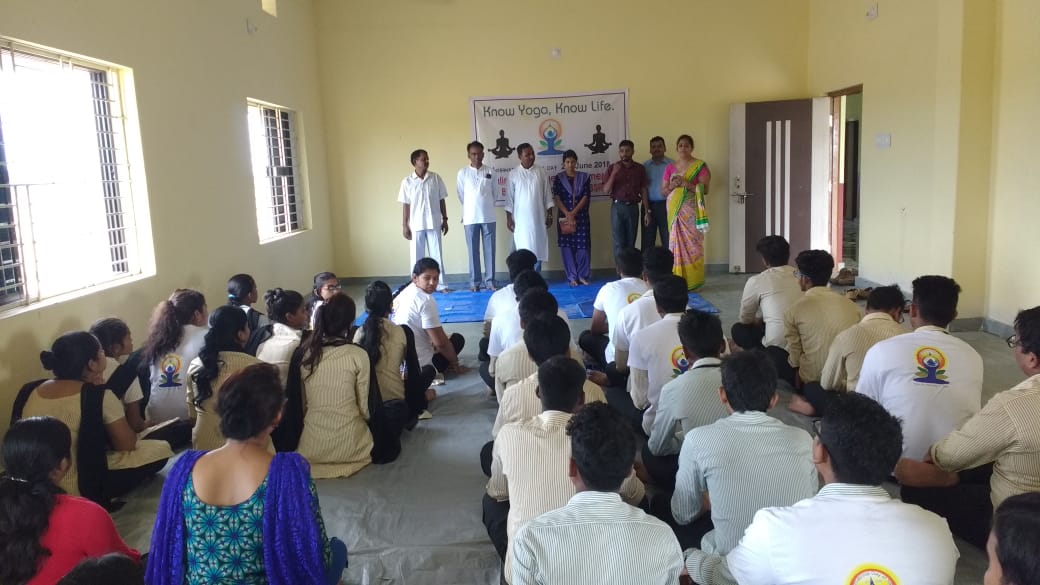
[259,228,308,245]
[0,271,155,321]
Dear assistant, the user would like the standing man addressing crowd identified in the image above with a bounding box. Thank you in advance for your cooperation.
[642,136,673,250]
[506,143,554,273]
[602,139,648,258]
[399,149,451,291]
[457,141,497,292]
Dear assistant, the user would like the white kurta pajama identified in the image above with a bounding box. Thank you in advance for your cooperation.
[505,165,554,262]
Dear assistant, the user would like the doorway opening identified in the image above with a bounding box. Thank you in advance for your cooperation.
[828,85,863,270]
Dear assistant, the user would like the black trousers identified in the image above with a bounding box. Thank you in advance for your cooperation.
[578,330,610,370]
[431,333,466,373]
[103,458,168,503]
[765,345,797,387]
[480,440,494,477]
[482,493,510,561]
[641,443,680,491]
[648,492,715,550]
[900,464,994,549]
[641,201,669,250]
[479,336,491,362]
[604,384,645,436]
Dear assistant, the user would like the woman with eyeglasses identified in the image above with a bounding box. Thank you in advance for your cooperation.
[308,272,341,330]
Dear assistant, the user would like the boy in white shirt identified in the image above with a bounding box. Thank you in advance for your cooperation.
[457,141,498,292]
[738,235,801,350]
[399,149,450,291]
[392,258,464,374]
[694,392,958,585]
[628,275,691,436]
[479,249,538,388]
[578,247,648,369]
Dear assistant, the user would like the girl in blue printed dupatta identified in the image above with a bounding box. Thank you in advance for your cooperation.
[663,135,711,290]
[552,149,592,286]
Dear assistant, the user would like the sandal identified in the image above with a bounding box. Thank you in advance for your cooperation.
[830,267,856,286]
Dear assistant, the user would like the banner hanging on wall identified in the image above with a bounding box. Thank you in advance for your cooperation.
[470,90,629,206]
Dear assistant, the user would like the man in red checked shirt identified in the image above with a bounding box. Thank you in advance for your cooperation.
[602,139,649,258]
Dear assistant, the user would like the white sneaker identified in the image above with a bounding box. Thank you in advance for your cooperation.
[418,410,433,420]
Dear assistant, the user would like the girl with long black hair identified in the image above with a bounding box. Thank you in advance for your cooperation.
[140,289,208,423]
[226,273,268,334]
[0,417,140,585]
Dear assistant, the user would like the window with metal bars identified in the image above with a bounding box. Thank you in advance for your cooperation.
[247,101,304,241]
[0,39,143,311]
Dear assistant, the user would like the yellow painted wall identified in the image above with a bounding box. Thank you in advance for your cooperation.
[985,0,1040,324]
[315,0,810,279]
[0,0,333,427]
[807,0,998,318]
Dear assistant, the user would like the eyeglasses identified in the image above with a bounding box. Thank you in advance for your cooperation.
[323,284,342,292]
[1007,334,1020,349]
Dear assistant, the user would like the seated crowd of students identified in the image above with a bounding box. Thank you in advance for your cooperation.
[2,239,1039,584]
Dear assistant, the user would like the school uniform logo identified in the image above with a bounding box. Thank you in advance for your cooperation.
[847,564,898,585]
[913,346,950,385]
[626,292,642,303]
[157,354,183,387]
[671,346,690,378]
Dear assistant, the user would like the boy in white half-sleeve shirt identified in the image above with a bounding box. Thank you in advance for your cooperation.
[479,249,538,389]
[483,356,644,584]
[628,275,692,436]
[578,247,648,370]
[399,148,450,291]
[693,392,958,585]
[512,402,682,585]
[457,140,497,292]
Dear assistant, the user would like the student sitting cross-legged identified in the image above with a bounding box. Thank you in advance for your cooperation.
[578,247,648,370]
[12,332,172,507]
[226,273,268,337]
[493,289,578,401]
[487,270,566,386]
[253,288,308,387]
[392,258,466,377]
[487,315,606,455]
[658,350,818,553]
[147,363,347,585]
[481,249,539,360]
[276,293,393,477]
[140,289,209,424]
[186,306,263,451]
[511,402,683,585]
[697,393,958,585]
[643,309,729,491]
[483,355,645,584]
[0,417,141,585]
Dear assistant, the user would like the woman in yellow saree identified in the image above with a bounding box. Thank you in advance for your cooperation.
[662,134,711,290]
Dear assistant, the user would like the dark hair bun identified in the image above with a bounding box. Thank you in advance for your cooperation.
[39,350,56,371]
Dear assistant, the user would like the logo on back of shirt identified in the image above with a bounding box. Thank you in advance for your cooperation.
[670,346,690,378]
[913,346,950,385]
[626,292,642,304]
[847,564,898,585]
[158,354,183,387]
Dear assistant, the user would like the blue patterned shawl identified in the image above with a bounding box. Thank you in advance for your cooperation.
[146,451,328,585]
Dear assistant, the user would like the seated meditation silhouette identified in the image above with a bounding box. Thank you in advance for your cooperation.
[491,130,515,159]
[585,124,611,154]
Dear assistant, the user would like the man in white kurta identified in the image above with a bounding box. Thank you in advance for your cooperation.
[505,144,553,270]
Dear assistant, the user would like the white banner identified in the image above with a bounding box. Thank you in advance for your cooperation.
[471,90,629,205]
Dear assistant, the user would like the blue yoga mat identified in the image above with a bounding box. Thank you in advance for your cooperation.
[412,278,717,324]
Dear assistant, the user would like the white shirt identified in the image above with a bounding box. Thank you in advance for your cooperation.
[610,290,660,365]
[494,340,583,402]
[593,276,649,363]
[457,165,497,225]
[147,324,208,422]
[512,491,683,585]
[629,313,685,435]
[488,307,570,359]
[398,171,448,231]
[647,358,726,456]
[391,283,442,367]
[255,322,304,388]
[856,326,983,460]
[715,484,959,585]
[505,165,554,261]
[492,372,606,437]
[102,356,144,404]
[485,284,516,324]
[488,411,645,583]
[738,266,802,348]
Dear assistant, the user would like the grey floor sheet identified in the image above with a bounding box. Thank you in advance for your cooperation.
[112,273,1002,584]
